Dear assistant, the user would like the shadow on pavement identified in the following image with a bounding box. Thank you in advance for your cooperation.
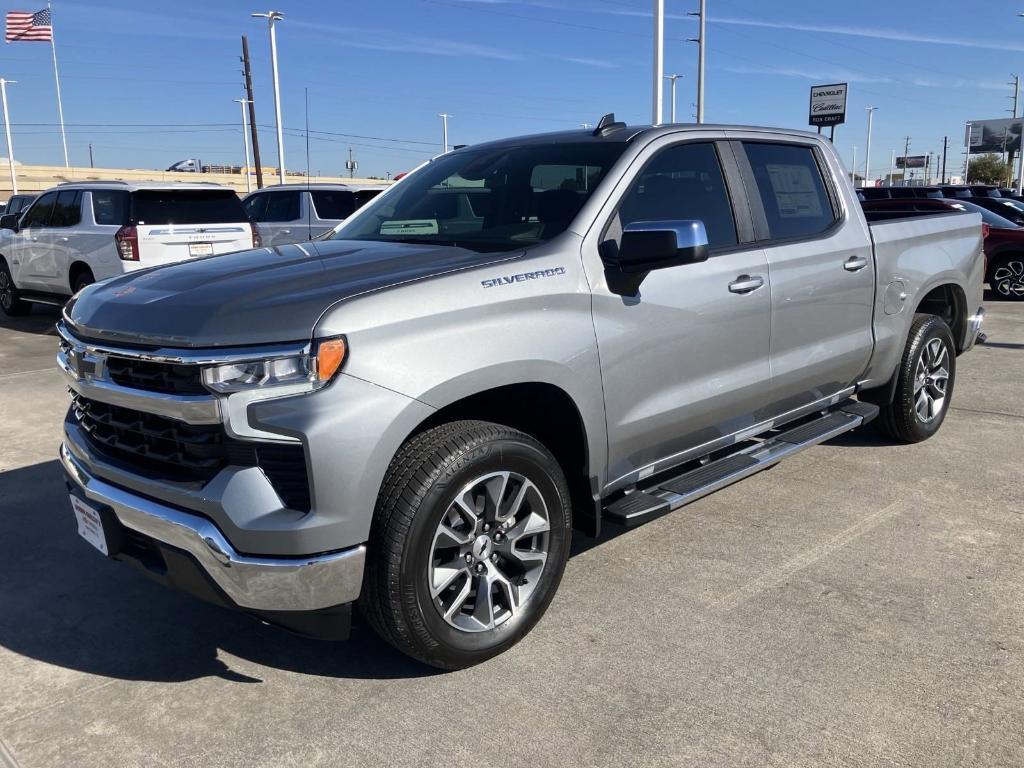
[0,459,440,683]
[0,303,60,335]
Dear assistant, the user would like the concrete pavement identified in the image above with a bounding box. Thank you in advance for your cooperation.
[0,300,1021,767]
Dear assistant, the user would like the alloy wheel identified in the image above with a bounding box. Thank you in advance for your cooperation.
[992,259,1024,299]
[428,471,550,633]
[914,337,950,423]
[0,270,12,310]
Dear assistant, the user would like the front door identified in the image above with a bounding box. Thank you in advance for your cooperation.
[8,191,58,292]
[583,138,773,489]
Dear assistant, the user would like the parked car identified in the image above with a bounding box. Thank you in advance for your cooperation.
[0,181,257,314]
[3,192,37,218]
[939,185,1003,199]
[859,186,942,200]
[997,188,1024,200]
[58,121,984,668]
[962,195,1024,226]
[861,196,1023,299]
[244,183,384,246]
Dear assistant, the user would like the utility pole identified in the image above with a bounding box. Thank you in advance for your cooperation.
[964,122,973,182]
[1009,74,1020,187]
[345,146,357,179]
[664,74,683,123]
[687,0,706,123]
[851,146,857,184]
[439,113,451,153]
[88,142,94,168]
[241,35,263,189]
[252,11,285,183]
[0,79,17,195]
[652,0,664,125]
[234,98,253,194]
[941,136,949,184]
[863,106,876,188]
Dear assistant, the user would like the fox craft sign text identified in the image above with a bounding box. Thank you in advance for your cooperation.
[808,83,848,127]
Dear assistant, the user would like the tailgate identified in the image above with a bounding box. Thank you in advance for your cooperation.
[136,224,252,265]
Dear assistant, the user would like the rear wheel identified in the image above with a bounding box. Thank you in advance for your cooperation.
[360,420,572,670]
[71,267,94,294]
[878,314,956,443]
[989,256,1024,300]
[0,260,30,317]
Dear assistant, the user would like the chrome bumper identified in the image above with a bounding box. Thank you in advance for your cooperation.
[60,442,365,612]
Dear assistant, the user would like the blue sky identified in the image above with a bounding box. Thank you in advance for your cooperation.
[0,0,1022,178]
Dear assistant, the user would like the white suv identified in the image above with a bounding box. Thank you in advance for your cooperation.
[0,181,257,315]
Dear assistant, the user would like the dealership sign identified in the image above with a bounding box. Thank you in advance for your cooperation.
[809,83,848,127]
[896,155,928,170]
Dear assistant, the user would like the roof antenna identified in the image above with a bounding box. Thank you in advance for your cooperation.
[592,113,626,137]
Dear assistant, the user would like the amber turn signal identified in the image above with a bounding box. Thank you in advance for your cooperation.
[315,338,348,382]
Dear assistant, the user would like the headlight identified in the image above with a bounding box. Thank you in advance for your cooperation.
[202,337,347,394]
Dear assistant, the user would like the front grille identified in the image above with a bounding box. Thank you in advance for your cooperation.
[106,356,207,396]
[70,394,310,511]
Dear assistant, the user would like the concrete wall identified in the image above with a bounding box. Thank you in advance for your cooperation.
[0,164,391,199]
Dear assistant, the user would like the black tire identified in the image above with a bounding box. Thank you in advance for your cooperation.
[877,314,956,443]
[0,259,30,317]
[989,256,1024,301]
[360,420,572,670]
[71,268,94,294]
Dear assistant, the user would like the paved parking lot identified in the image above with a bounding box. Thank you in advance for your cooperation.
[0,300,1021,768]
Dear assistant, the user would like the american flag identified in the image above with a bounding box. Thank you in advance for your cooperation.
[5,8,52,42]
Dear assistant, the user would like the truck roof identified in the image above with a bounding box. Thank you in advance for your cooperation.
[458,123,825,153]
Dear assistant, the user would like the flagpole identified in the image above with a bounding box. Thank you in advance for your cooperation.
[0,79,18,194]
[47,2,68,167]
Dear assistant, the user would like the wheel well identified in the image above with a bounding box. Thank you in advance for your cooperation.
[415,383,598,536]
[68,261,94,291]
[915,283,967,352]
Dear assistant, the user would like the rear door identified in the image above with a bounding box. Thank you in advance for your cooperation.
[8,191,57,291]
[47,190,83,291]
[736,139,874,414]
[130,189,251,266]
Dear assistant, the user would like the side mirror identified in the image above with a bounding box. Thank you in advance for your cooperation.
[604,220,709,295]
[0,213,19,232]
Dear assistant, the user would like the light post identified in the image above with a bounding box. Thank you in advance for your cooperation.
[888,150,895,186]
[964,121,973,183]
[234,98,253,194]
[664,74,683,123]
[0,79,17,194]
[863,106,876,188]
[687,0,706,122]
[851,146,857,184]
[652,0,664,125]
[252,11,285,183]
[439,113,451,153]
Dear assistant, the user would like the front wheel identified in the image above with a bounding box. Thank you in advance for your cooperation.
[990,257,1024,300]
[360,420,572,670]
[877,314,956,443]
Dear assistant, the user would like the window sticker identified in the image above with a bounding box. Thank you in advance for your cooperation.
[764,163,824,219]
[379,219,439,236]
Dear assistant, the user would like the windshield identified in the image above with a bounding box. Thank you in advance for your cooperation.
[329,142,627,252]
[948,200,1019,228]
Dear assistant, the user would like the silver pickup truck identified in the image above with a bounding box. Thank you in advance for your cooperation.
[57,119,984,669]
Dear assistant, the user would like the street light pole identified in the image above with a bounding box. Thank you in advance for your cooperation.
[439,113,451,153]
[851,146,857,184]
[964,121,973,183]
[687,0,706,123]
[234,98,253,194]
[0,79,17,195]
[888,150,895,186]
[863,106,876,189]
[664,74,682,123]
[652,0,664,125]
[252,11,285,183]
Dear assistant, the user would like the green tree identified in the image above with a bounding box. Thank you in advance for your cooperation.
[967,153,1010,184]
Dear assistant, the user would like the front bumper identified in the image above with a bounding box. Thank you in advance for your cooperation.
[60,442,366,613]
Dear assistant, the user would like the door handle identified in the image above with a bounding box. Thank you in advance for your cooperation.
[30,236,38,242]
[280,229,291,235]
[728,275,764,294]
[59,236,69,242]
[844,255,869,272]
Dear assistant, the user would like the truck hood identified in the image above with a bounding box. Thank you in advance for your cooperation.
[65,240,518,348]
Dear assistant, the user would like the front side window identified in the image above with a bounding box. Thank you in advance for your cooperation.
[616,142,738,249]
[20,191,57,229]
[263,191,301,222]
[331,142,627,253]
[743,142,837,240]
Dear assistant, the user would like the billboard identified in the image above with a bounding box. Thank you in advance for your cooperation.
[896,155,928,169]
[809,83,847,127]
[966,118,1023,154]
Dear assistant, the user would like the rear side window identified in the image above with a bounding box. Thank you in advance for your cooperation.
[616,142,738,249]
[20,191,57,228]
[743,142,837,240]
[92,190,129,225]
[310,190,356,220]
[129,190,246,225]
[51,190,82,227]
[263,191,300,222]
